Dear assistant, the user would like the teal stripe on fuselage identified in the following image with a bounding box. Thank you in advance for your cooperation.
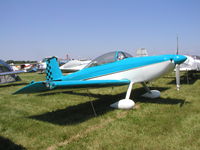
[62,55,173,81]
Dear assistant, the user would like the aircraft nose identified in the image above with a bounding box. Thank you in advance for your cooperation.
[173,55,187,64]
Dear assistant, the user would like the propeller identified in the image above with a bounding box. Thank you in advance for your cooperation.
[175,64,180,90]
[175,36,180,91]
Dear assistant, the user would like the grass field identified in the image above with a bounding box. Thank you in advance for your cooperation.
[0,72,200,150]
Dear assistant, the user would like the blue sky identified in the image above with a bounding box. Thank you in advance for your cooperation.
[0,0,200,60]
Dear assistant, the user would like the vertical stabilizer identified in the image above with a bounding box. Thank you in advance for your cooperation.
[45,57,63,81]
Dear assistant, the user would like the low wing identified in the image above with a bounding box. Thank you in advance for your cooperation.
[0,70,26,76]
[14,79,130,94]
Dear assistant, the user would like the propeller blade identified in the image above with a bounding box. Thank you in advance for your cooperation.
[175,64,180,90]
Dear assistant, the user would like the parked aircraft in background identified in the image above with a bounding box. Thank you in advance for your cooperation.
[179,55,200,71]
[10,63,38,72]
[136,48,148,57]
[14,51,187,109]
[37,59,47,73]
[178,55,200,83]
[60,59,91,72]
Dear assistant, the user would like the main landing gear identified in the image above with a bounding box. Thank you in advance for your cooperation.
[110,82,160,109]
[110,82,135,109]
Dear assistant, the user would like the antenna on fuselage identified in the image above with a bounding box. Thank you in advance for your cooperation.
[176,36,179,55]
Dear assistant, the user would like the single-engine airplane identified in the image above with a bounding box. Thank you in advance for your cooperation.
[14,51,187,109]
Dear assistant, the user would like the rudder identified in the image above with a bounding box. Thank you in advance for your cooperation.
[45,56,63,81]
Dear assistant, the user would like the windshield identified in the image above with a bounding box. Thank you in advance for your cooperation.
[85,51,132,68]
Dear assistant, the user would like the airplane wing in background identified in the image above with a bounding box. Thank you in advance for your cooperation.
[13,79,130,94]
[0,70,26,76]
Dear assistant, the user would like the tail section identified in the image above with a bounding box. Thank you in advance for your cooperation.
[45,56,63,81]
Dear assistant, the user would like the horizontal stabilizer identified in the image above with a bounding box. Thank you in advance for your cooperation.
[13,81,48,94]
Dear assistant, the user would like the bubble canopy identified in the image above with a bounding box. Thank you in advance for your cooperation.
[85,51,133,68]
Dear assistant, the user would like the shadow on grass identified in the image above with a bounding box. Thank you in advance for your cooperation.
[29,86,186,126]
[167,72,200,85]
[168,77,198,85]
[133,87,188,107]
[29,93,121,126]
[136,97,187,107]
[133,86,169,97]
[0,82,28,88]
[0,136,26,150]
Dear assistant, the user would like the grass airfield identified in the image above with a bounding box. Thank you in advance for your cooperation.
[0,72,200,150]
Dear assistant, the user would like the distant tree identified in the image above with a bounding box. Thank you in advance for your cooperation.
[6,60,15,64]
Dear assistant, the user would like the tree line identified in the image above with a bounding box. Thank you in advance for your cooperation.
[6,60,37,64]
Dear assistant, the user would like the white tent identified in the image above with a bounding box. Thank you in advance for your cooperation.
[0,60,21,84]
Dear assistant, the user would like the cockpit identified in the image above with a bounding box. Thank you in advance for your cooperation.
[85,51,133,68]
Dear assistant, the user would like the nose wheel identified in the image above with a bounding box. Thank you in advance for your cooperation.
[141,82,160,99]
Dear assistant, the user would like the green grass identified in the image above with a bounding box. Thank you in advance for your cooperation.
[0,72,200,150]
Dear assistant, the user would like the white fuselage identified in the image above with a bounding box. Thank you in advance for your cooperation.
[90,60,175,83]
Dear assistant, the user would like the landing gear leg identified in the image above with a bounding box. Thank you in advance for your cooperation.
[110,82,135,109]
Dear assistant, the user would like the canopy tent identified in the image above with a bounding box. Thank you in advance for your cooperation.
[0,59,21,84]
